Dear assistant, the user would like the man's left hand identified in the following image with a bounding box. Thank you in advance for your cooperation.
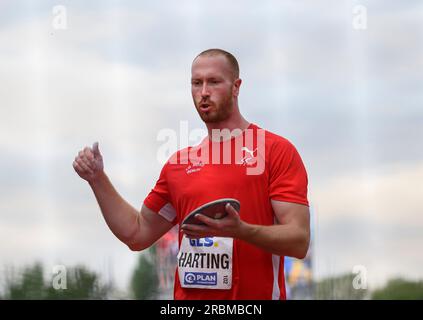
[181,203,246,239]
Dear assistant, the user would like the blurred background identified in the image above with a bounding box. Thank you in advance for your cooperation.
[0,0,422,299]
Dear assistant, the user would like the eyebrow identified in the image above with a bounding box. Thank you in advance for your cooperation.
[191,76,223,81]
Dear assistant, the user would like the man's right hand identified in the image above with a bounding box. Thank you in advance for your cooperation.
[73,142,104,182]
[72,141,174,251]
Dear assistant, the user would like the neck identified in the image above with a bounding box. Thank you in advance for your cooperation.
[205,106,250,142]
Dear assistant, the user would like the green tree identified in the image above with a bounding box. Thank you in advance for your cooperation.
[4,263,46,299]
[372,278,423,300]
[1,262,112,299]
[46,265,113,299]
[130,246,159,299]
[314,273,368,300]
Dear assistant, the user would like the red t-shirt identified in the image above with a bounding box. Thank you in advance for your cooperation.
[144,123,309,300]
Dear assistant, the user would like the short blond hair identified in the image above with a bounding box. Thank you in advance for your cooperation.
[194,48,240,79]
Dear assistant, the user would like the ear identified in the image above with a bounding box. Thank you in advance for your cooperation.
[232,78,242,97]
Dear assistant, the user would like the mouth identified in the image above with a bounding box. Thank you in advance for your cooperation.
[199,103,212,112]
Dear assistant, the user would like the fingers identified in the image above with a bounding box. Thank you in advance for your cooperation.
[77,150,95,170]
[72,160,84,173]
[74,157,94,174]
[193,214,220,228]
[73,142,102,178]
[181,205,241,239]
[73,159,93,175]
[92,142,101,157]
[181,223,208,232]
[73,146,96,174]
[83,147,94,162]
[181,224,209,239]
[225,203,239,217]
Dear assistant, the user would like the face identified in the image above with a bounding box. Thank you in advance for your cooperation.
[191,55,240,123]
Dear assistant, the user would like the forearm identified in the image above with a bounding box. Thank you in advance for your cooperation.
[88,171,139,245]
[237,222,309,259]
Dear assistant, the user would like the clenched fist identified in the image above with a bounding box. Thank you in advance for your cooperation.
[73,142,104,182]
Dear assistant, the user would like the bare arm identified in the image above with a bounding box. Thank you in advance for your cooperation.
[73,142,174,251]
[238,201,310,258]
[181,200,310,259]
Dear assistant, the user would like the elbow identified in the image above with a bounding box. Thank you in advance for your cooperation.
[128,243,145,252]
[122,233,147,251]
[127,240,150,252]
[126,233,155,251]
[295,248,308,260]
[294,231,310,260]
[124,223,150,251]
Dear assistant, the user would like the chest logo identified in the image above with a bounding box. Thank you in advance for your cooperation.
[186,161,204,174]
[238,147,257,166]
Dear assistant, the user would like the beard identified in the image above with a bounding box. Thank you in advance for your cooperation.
[194,91,234,123]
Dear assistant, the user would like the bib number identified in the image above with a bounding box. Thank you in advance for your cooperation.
[177,235,233,290]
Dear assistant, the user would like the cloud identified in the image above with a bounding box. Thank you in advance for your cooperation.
[0,1,422,292]
[311,162,423,224]
[311,162,423,286]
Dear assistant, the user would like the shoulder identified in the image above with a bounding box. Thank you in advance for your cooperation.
[252,123,297,154]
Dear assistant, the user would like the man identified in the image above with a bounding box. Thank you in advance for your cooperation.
[73,49,310,300]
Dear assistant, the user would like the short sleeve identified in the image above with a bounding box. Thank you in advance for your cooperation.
[143,163,177,224]
[268,139,309,206]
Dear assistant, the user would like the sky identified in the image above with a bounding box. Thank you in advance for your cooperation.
[0,0,422,295]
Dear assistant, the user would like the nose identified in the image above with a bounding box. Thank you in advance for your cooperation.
[201,83,210,98]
